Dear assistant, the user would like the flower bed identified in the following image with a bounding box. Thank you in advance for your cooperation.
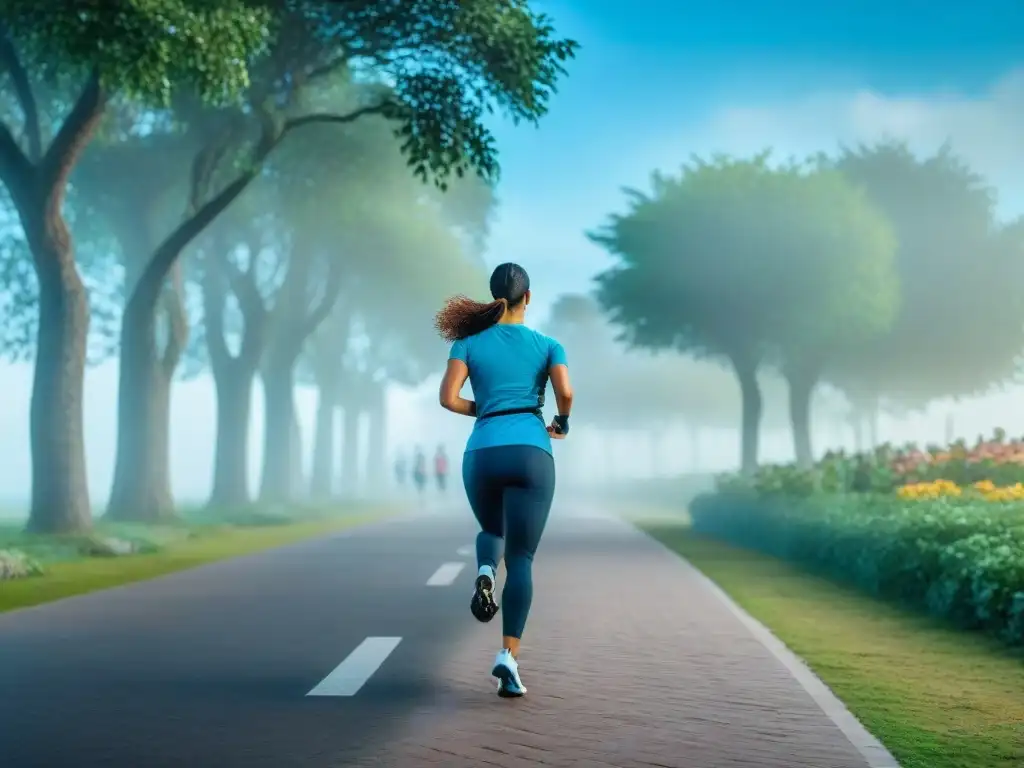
[720,430,1024,499]
[689,491,1024,644]
[699,431,1024,646]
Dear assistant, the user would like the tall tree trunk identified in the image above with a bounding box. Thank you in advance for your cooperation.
[106,121,277,518]
[340,405,361,497]
[259,354,298,504]
[202,233,268,509]
[310,386,336,499]
[785,369,817,469]
[107,263,188,521]
[729,353,763,475]
[3,73,107,533]
[26,245,92,533]
[256,236,345,504]
[365,381,386,493]
[210,367,254,507]
[290,407,305,499]
[867,399,880,449]
[334,405,344,495]
[852,413,864,454]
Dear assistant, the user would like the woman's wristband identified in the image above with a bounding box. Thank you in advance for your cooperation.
[553,414,569,435]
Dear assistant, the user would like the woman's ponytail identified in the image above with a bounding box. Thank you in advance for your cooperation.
[435,295,507,342]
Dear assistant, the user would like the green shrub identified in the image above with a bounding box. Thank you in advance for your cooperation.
[689,492,1024,645]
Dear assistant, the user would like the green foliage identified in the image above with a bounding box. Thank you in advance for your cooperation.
[766,161,899,372]
[0,195,123,363]
[337,0,579,184]
[690,492,1024,645]
[589,152,899,370]
[824,140,1024,406]
[2,1,271,105]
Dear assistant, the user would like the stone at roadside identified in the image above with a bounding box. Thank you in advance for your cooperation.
[0,549,44,580]
[80,536,140,558]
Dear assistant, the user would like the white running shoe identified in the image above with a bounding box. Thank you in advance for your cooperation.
[492,649,526,697]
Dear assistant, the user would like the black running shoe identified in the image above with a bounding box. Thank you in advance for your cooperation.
[470,573,499,622]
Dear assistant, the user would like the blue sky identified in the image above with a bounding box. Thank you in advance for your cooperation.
[483,0,1024,317]
[3,2,1024,508]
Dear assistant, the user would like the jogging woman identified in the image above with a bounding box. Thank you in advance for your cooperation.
[436,262,573,698]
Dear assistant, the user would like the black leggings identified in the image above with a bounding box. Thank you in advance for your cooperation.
[462,445,556,639]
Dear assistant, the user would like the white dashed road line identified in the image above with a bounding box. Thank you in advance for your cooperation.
[306,637,403,697]
[425,562,466,586]
[456,545,473,557]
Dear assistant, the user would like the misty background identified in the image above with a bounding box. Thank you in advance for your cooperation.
[1,1,1022,512]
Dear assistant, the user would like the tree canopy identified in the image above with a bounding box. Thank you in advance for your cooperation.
[824,140,1024,410]
[589,152,900,471]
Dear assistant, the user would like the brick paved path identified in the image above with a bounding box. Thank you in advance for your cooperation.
[348,511,892,768]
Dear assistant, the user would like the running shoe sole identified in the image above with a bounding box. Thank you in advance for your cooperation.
[492,662,525,697]
[470,575,499,623]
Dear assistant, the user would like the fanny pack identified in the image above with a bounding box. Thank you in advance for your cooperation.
[476,406,543,422]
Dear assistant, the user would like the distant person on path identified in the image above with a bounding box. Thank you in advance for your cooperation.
[394,451,407,489]
[434,445,449,493]
[436,262,573,698]
[412,446,427,497]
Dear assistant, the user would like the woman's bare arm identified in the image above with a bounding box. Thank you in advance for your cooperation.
[549,364,573,416]
[439,359,476,417]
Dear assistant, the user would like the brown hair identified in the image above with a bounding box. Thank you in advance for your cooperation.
[435,263,531,343]
[435,295,509,342]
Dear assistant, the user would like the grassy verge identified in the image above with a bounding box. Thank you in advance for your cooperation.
[0,504,393,614]
[643,520,1024,768]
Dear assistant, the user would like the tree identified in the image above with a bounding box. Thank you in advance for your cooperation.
[588,153,899,473]
[0,4,270,532]
[196,198,280,508]
[541,292,810,476]
[761,163,898,467]
[825,141,1024,422]
[108,0,577,517]
[589,154,781,474]
[301,189,489,498]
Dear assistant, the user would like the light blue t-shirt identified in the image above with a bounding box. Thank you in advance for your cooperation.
[449,323,568,456]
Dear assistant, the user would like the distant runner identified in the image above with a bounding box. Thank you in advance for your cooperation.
[394,452,407,488]
[412,446,427,496]
[435,445,449,493]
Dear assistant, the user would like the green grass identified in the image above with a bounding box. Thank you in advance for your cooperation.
[642,519,1024,768]
[0,504,393,614]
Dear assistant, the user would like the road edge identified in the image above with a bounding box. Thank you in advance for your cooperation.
[629,518,901,768]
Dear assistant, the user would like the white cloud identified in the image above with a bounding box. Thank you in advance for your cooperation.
[662,69,1024,218]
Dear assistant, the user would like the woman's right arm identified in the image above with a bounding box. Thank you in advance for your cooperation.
[549,364,573,417]
[547,335,573,437]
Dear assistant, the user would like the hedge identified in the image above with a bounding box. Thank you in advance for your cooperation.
[689,491,1024,645]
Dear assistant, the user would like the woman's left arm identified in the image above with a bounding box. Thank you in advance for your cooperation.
[439,359,476,417]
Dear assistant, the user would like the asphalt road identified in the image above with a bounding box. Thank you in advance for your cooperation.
[0,502,898,768]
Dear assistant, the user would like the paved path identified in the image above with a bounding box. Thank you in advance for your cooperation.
[0,503,897,767]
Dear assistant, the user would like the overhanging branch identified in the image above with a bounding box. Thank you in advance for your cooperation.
[0,120,32,204]
[39,71,105,192]
[301,258,345,340]
[280,101,393,136]
[129,99,395,318]
[0,25,41,162]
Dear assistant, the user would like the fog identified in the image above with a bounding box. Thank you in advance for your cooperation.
[2,3,1023,523]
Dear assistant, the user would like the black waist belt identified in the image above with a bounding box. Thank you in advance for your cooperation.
[476,406,543,422]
